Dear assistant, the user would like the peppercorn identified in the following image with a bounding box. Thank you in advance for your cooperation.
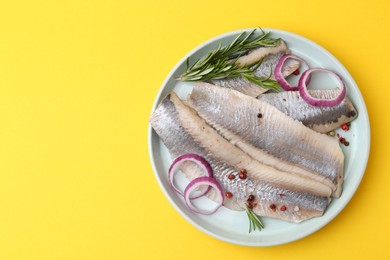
[337,133,350,146]
[225,192,232,199]
[341,124,349,131]
[257,113,262,118]
[228,173,235,180]
[247,194,255,202]
[238,169,247,180]
[280,205,287,211]
[293,69,300,75]
[270,204,276,212]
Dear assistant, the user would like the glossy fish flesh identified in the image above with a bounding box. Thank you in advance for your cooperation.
[188,83,344,197]
[208,40,300,97]
[258,90,357,133]
[149,92,330,223]
[235,40,288,67]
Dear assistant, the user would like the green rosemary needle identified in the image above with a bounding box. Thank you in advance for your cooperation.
[245,205,264,233]
[177,29,282,91]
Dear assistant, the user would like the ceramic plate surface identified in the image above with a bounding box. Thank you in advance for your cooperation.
[148,28,370,246]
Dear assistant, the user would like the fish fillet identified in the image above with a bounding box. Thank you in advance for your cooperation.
[258,90,358,133]
[188,83,344,197]
[149,92,330,223]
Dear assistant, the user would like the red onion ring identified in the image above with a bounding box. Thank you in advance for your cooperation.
[275,54,310,91]
[184,176,224,215]
[298,68,346,107]
[168,153,213,198]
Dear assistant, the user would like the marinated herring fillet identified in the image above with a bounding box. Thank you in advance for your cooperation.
[209,40,300,97]
[149,92,330,223]
[257,90,357,133]
[188,83,344,197]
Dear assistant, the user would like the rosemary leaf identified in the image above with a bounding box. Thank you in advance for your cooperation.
[245,205,264,233]
[178,28,281,91]
[246,210,253,233]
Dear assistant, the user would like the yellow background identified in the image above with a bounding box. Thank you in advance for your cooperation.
[0,0,388,259]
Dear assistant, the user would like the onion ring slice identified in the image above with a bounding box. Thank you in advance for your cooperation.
[298,68,346,107]
[168,153,213,199]
[184,176,224,215]
[275,54,310,91]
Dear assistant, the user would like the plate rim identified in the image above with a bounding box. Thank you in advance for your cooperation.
[148,28,371,246]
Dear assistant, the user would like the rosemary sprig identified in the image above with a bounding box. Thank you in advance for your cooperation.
[179,57,281,91]
[245,205,264,233]
[187,29,279,71]
[177,29,282,91]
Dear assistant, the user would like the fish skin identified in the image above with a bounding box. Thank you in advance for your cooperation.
[149,92,329,223]
[254,51,299,79]
[258,90,358,133]
[208,77,267,98]
[208,40,300,97]
[188,83,344,197]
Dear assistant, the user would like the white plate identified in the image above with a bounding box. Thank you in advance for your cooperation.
[148,28,370,246]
